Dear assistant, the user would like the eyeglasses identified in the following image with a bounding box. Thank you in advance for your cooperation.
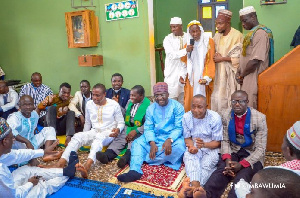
[231,100,248,105]
[154,93,167,99]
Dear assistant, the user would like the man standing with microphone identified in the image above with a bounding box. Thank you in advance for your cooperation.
[180,20,215,112]
[163,17,187,105]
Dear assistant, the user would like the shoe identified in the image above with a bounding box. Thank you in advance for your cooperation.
[117,170,142,182]
[96,149,117,164]
[117,150,131,168]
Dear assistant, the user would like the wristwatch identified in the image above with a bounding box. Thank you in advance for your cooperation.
[168,138,173,143]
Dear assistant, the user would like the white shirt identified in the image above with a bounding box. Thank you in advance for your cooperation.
[0,149,44,198]
[0,88,18,112]
[83,98,125,132]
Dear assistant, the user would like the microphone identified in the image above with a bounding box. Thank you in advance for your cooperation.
[189,38,194,58]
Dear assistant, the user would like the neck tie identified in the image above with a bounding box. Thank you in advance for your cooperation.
[3,94,8,104]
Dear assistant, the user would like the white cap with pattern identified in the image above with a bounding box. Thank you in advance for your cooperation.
[239,6,256,16]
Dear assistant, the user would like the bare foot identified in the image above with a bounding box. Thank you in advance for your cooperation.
[178,177,193,198]
[28,158,40,166]
[193,186,207,198]
[42,151,63,162]
[39,158,66,168]
[76,163,88,179]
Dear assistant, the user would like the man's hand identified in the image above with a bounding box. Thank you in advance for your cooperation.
[109,128,120,137]
[235,69,243,85]
[186,45,194,52]
[162,139,172,156]
[198,79,207,85]
[149,141,158,160]
[28,176,40,186]
[195,138,205,149]
[79,115,85,126]
[179,76,186,85]
[187,144,198,154]
[213,52,223,63]
[126,130,137,142]
[26,142,35,150]
[65,136,71,147]
[44,139,59,156]
[112,96,118,102]
[229,161,243,174]
[223,159,235,177]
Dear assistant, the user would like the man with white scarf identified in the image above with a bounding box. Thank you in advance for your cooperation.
[179,20,215,112]
[211,9,243,114]
[163,17,187,105]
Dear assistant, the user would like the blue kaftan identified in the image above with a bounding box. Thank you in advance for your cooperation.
[130,99,185,174]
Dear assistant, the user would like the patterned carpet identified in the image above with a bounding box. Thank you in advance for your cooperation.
[111,164,185,196]
[39,149,286,198]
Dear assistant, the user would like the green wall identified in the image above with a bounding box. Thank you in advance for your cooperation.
[0,0,152,95]
[153,0,243,82]
[244,0,299,61]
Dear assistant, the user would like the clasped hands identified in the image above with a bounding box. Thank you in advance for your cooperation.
[187,138,206,154]
[149,138,172,160]
[223,159,243,177]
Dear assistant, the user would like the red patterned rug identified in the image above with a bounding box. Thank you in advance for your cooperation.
[110,163,186,196]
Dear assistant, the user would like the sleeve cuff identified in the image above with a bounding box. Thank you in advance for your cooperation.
[33,149,45,158]
[0,107,3,112]
[239,159,251,168]
[222,153,232,161]
[23,182,34,191]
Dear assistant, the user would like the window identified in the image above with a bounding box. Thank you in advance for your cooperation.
[198,0,228,37]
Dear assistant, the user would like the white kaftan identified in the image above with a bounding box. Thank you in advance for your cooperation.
[61,98,125,163]
[0,149,67,198]
[183,110,223,185]
[163,32,187,103]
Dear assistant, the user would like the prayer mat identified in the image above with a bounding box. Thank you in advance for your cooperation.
[110,163,186,197]
[114,188,173,198]
[49,177,121,198]
[56,135,91,151]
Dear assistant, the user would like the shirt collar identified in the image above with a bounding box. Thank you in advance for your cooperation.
[235,109,248,118]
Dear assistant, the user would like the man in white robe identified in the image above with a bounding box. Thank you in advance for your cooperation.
[0,118,85,198]
[163,17,187,105]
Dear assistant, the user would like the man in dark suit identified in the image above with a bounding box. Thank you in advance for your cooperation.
[106,73,130,114]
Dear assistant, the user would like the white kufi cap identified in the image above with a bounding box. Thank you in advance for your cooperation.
[239,6,256,16]
[170,17,182,25]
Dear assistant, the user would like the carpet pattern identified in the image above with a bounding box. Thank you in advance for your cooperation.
[111,163,185,197]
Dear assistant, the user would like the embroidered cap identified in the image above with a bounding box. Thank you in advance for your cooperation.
[287,121,300,150]
[239,6,256,16]
[153,82,168,94]
[218,9,232,18]
[0,118,11,140]
[170,17,182,25]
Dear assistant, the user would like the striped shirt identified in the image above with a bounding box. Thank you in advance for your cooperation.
[183,110,223,184]
[19,83,53,117]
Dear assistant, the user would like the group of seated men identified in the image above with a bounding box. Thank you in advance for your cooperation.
[0,69,299,197]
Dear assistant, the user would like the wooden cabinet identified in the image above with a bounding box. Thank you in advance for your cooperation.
[78,55,103,67]
[65,10,100,48]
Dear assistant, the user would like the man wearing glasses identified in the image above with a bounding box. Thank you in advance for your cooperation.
[117,82,185,182]
[193,90,268,198]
